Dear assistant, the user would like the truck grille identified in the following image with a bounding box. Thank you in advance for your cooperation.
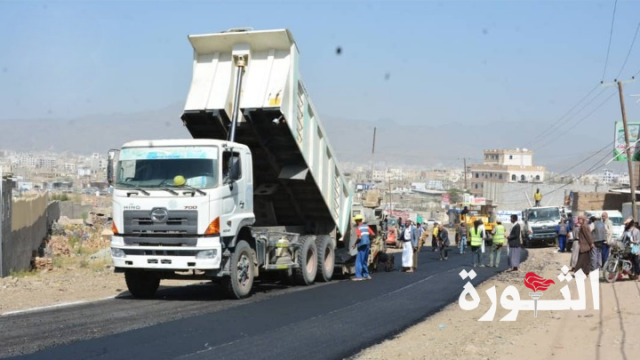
[531,227,556,238]
[123,210,198,235]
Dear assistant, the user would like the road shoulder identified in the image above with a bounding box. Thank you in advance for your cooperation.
[355,247,640,360]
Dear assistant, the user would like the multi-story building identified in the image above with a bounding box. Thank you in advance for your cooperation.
[17,154,38,168]
[64,162,76,172]
[468,148,545,196]
[38,157,57,169]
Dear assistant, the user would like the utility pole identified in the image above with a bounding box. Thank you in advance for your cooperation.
[618,80,637,220]
[387,173,392,215]
[463,158,468,190]
[370,127,376,182]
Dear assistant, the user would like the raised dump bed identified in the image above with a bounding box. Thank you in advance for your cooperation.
[180,29,353,240]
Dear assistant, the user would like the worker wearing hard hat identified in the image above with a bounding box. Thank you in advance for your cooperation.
[352,215,374,281]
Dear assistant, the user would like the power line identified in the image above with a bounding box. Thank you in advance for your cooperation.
[498,139,636,202]
[616,18,640,79]
[523,84,600,148]
[601,0,619,81]
[543,150,613,198]
[534,88,617,151]
[544,138,640,198]
[553,141,614,177]
[497,142,614,196]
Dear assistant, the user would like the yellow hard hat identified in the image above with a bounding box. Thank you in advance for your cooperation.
[173,175,186,186]
[354,214,364,222]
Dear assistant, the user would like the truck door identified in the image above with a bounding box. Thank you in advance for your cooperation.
[221,150,251,237]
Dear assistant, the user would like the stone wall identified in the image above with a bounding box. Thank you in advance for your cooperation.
[483,182,613,211]
[58,201,93,219]
[571,192,629,213]
[0,189,60,277]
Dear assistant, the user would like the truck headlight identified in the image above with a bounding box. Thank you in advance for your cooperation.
[196,250,217,259]
[111,248,125,258]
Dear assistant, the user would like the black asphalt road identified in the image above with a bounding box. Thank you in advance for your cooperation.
[1,246,526,360]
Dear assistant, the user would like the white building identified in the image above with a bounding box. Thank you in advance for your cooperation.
[17,154,37,168]
[469,148,546,196]
[599,169,617,184]
[38,157,57,169]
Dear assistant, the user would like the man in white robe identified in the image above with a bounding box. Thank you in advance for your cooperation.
[402,220,417,272]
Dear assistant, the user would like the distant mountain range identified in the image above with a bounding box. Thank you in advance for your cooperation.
[0,102,610,173]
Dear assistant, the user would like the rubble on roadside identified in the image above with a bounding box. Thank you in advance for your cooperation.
[35,216,113,271]
[32,257,53,271]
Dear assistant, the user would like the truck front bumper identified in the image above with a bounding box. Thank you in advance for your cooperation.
[110,235,222,271]
[527,233,556,243]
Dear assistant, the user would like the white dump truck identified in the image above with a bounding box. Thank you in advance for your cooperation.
[107,28,354,299]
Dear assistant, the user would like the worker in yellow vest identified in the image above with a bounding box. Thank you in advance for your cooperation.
[534,189,542,207]
[489,221,506,267]
[468,220,485,267]
[431,222,440,252]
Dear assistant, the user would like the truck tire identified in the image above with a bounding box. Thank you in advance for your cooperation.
[124,270,160,299]
[223,240,255,299]
[315,235,334,282]
[294,235,318,286]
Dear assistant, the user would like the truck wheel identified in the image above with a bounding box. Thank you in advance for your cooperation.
[223,240,255,299]
[315,235,334,282]
[124,270,160,299]
[294,235,318,286]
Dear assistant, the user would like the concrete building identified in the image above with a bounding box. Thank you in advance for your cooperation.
[469,148,545,196]
[17,154,37,168]
[38,157,57,169]
[372,169,386,181]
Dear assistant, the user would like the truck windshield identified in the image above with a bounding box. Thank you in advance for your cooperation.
[115,146,218,189]
[526,208,560,221]
[610,217,623,226]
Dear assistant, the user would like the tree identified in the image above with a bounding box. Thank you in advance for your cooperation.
[448,188,464,205]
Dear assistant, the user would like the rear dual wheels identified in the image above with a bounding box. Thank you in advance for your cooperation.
[315,235,335,282]
[294,236,318,285]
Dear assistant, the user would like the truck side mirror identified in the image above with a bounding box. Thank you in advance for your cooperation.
[107,149,119,185]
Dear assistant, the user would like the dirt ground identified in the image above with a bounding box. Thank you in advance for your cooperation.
[356,246,640,360]
[0,220,191,315]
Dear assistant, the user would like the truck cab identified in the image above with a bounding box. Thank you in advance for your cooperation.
[522,206,561,247]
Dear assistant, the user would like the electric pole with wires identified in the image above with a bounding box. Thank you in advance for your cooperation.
[617,79,637,219]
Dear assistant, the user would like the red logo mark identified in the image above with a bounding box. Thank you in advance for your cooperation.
[524,272,555,292]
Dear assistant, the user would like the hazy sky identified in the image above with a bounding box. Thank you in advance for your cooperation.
[1,0,640,172]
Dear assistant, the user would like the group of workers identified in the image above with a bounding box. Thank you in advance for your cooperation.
[461,215,523,271]
[351,213,528,280]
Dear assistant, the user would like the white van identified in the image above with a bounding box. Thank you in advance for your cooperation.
[584,210,624,240]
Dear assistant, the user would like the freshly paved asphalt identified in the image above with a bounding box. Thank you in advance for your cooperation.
[1,246,526,360]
